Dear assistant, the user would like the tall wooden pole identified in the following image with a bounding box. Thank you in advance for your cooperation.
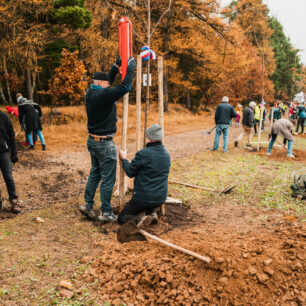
[119,93,129,210]
[257,106,264,151]
[136,55,142,151]
[270,107,274,131]
[157,56,164,141]
[143,0,151,148]
[261,51,265,102]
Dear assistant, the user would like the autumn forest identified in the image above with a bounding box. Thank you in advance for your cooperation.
[0,0,305,110]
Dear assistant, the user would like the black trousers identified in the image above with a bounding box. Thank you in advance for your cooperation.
[296,118,305,134]
[254,119,260,134]
[118,198,161,225]
[0,152,17,201]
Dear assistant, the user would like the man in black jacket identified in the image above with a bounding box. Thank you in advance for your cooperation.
[118,124,171,226]
[80,57,136,223]
[213,96,236,152]
[0,111,21,213]
[235,101,256,147]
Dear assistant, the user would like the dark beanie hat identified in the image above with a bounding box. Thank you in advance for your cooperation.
[92,72,109,81]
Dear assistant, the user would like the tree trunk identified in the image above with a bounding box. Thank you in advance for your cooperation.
[143,0,151,148]
[31,71,36,101]
[162,3,173,113]
[185,88,191,110]
[26,69,33,100]
[163,72,169,112]
[0,83,8,104]
[3,56,12,105]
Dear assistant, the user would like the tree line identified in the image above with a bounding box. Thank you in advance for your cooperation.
[0,0,305,111]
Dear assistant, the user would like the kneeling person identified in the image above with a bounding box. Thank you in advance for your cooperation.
[118,124,171,225]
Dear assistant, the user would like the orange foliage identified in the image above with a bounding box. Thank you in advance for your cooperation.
[48,49,88,106]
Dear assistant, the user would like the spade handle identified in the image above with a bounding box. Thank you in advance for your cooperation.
[139,229,210,263]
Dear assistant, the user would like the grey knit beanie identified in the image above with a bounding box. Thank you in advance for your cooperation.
[146,124,163,141]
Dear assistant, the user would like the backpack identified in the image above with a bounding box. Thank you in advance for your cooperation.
[290,175,306,199]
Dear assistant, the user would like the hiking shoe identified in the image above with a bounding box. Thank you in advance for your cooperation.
[29,145,34,150]
[98,212,117,222]
[287,154,295,158]
[10,199,22,214]
[151,210,158,224]
[234,141,238,147]
[79,205,96,220]
[42,145,46,151]
[267,151,271,156]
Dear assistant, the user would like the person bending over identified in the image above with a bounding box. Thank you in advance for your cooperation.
[267,119,295,158]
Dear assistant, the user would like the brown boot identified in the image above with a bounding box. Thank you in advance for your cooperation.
[10,199,22,214]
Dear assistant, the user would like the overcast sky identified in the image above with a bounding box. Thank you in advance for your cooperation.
[220,0,306,65]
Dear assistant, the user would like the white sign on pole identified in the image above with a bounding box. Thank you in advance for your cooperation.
[143,74,152,86]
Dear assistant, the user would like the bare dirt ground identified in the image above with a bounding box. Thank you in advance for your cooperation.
[0,122,305,305]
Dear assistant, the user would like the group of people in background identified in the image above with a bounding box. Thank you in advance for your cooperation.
[213,96,305,158]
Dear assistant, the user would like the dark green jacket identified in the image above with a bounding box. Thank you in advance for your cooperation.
[86,62,135,136]
[122,142,171,204]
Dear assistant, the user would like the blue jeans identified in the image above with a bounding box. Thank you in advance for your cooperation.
[213,124,229,152]
[84,137,117,214]
[27,130,45,146]
[267,134,293,156]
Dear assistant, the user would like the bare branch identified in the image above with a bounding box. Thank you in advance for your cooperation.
[109,0,148,29]
[150,0,172,38]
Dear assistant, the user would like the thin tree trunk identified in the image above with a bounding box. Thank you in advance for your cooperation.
[3,56,12,105]
[143,0,151,148]
[31,71,36,101]
[185,88,191,110]
[162,4,173,113]
[26,69,33,100]
[0,83,8,104]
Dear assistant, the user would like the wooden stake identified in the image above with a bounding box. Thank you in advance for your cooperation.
[257,106,264,151]
[270,107,274,132]
[143,0,151,148]
[136,55,142,152]
[119,93,129,210]
[158,56,165,141]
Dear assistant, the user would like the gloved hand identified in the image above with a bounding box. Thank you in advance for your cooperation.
[115,56,121,68]
[127,57,136,70]
[11,156,18,163]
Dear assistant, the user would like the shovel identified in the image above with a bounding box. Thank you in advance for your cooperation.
[117,220,210,263]
[202,126,216,135]
[169,179,236,195]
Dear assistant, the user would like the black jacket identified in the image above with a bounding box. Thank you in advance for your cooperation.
[242,107,254,127]
[0,111,17,158]
[86,62,135,136]
[18,102,42,132]
[215,102,236,125]
[122,142,171,205]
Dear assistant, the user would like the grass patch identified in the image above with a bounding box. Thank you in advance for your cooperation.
[169,150,305,216]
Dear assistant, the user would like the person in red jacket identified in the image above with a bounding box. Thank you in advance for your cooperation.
[5,106,19,117]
